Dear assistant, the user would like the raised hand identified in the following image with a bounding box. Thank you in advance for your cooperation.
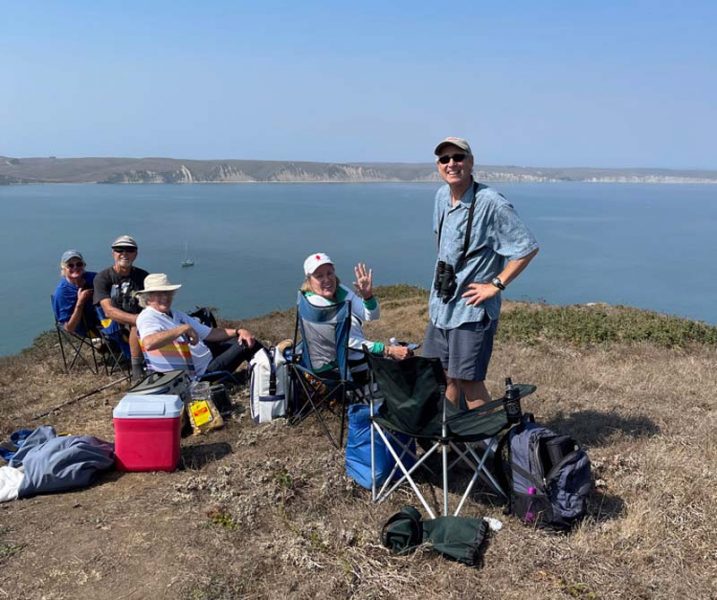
[353,262,373,299]
[77,288,93,306]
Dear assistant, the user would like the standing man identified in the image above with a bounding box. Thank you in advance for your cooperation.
[423,137,539,409]
[93,235,149,380]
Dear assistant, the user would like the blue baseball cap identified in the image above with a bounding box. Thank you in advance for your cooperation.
[61,249,83,264]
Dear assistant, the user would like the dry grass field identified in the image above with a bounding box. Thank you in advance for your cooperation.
[0,286,715,599]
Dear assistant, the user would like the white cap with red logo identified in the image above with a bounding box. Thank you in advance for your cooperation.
[303,252,334,276]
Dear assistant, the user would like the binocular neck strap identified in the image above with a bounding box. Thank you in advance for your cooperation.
[437,181,480,267]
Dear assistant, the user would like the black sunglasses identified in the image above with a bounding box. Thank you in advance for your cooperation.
[113,247,137,254]
[438,153,467,165]
[66,261,85,269]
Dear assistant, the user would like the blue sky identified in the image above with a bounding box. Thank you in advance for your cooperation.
[1,1,715,168]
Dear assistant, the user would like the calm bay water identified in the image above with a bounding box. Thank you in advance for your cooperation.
[1,182,716,356]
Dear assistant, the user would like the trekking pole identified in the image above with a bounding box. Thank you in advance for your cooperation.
[32,374,129,420]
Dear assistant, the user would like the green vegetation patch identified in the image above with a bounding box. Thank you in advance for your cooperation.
[498,303,717,348]
[206,506,239,531]
[373,284,428,302]
[0,528,24,563]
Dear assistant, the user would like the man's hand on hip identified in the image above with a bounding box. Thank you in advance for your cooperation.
[461,282,500,307]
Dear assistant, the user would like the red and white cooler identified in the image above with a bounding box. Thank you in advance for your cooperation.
[113,394,183,472]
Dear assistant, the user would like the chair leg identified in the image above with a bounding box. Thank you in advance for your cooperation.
[452,439,507,516]
[56,326,69,372]
[290,372,340,449]
[442,441,449,517]
[373,425,437,519]
[57,326,99,374]
[338,384,348,447]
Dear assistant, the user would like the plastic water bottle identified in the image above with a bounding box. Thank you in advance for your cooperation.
[484,517,503,532]
[503,377,522,424]
[524,486,537,523]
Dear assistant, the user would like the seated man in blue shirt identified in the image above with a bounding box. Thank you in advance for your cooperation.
[52,249,100,337]
[423,137,539,409]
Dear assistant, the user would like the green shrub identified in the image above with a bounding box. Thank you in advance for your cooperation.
[498,303,717,348]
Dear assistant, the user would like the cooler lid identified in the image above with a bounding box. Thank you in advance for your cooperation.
[128,369,190,394]
[113,394,184,419]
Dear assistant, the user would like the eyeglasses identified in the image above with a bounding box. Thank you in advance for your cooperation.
[438,153,467,165]
[66,262,85,269]
[113,247,137,254]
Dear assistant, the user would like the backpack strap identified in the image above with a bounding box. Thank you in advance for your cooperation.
[510,461,546,490]
[269,347,277,395]
[437,181,481,268]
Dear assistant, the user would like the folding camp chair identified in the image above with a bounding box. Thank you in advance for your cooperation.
[139,336,240,388]
[51,293,102,374]
[51,291,130,377]
[288,291,362,448]
[365,353,536,518]
[53,319,102,374]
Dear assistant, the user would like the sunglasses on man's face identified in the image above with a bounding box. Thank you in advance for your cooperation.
[113,247,137,254]
[438,153,467,165]
[66,262,85,269]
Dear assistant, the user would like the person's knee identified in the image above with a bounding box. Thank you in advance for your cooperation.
[461,379,491,407]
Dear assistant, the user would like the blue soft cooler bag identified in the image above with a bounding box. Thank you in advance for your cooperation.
[345,404,415,489]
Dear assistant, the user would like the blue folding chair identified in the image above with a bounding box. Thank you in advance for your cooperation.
[288,291,362,448]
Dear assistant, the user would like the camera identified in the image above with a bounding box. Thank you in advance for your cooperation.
[433,260,457,303]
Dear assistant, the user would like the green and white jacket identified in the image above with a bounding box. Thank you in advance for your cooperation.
[303,284,384,359]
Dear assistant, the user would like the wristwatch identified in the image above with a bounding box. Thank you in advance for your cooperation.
[491,276,506,291]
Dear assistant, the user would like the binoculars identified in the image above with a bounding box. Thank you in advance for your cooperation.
[433,260,457,303]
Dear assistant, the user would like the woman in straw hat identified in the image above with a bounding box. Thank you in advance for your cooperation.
[136,273,261,378]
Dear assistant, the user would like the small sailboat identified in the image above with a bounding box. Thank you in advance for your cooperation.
[181,243,195,268]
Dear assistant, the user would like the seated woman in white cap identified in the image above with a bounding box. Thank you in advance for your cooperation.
[52,249,100,336]
[301,253,412,376]
[135,273,261,379]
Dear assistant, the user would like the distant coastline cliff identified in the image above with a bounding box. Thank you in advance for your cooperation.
[1,156,715,185]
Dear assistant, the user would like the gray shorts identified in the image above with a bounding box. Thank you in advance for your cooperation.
[422,316,497,381]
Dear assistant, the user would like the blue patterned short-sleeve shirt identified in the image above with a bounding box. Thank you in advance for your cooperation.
[429,181,539,329]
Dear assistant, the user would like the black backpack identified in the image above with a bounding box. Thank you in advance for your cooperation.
[497,415,592,530]
[188,306,218,328]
